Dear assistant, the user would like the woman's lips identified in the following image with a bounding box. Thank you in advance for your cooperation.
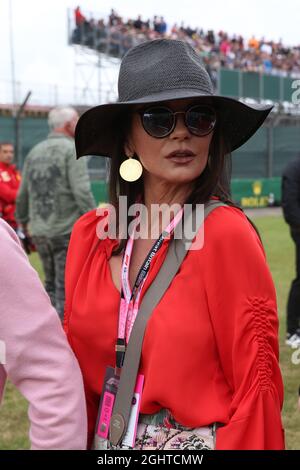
[167,156,195,163]
[166,152,196,164]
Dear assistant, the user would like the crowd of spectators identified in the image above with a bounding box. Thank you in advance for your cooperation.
[72,6,300,84]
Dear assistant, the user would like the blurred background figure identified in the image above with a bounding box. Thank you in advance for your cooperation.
[281,155,300,348]
[74,5,86,27]
[0,142,21,230]
[16,106,96,320]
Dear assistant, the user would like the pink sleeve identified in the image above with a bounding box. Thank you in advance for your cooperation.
[0,220,87,449]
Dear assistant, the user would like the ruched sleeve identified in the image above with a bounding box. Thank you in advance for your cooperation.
[202,207,285,449]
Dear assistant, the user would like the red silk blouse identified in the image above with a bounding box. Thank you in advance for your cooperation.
[63,204,285,450]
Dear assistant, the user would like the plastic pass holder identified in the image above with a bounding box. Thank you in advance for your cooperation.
[93,366,144,449]
[95,366,119,440]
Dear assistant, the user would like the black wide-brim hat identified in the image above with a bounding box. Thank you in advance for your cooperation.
[75,39,273,158]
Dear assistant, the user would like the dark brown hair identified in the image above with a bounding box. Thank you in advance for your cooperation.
[108,111,261,255]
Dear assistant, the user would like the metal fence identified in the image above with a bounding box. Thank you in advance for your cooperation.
[1,114,299,181]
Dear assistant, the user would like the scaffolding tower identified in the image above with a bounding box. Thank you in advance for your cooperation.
[68,8,120,106]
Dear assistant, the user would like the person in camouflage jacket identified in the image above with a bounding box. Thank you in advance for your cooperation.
[16,107,96,319]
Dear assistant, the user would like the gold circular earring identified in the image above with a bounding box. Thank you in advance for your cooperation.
[119,155,143,182]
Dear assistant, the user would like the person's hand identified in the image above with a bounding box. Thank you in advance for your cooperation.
[16,226,36,255]
[20,223,29,236]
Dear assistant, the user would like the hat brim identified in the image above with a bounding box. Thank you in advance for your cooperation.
[75,90,273,158]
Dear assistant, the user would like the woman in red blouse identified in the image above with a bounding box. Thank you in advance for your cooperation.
[64,39,285,449]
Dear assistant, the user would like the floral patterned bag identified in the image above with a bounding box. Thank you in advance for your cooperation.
[133,410,216,450]
[93,409,216,450]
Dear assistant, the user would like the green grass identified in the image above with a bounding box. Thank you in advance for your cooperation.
[0,216,299,449]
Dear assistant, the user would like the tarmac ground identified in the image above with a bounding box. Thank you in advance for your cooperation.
[243,206,283,218]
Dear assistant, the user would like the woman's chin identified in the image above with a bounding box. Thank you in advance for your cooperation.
[161,168,204,184]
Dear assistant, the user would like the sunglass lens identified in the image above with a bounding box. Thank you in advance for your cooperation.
[142,108,173,137]
[187,106,216,136]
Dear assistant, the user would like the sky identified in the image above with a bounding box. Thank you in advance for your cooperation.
[1,0,299,106]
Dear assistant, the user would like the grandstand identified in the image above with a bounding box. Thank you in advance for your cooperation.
[1,6,300,208]
[69,7,300,78]
[68,6,300,208]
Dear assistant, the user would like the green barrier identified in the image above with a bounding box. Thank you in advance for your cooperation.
[91,178,282,209]
[242,72,260,100]
[219,68,295,103]
[91,180,108,205]
[219,68,239,97]
[263,75,281,101]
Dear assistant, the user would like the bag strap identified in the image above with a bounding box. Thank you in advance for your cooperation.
[109,199,227,446]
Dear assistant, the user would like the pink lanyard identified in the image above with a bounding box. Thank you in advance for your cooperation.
[118,208,184,348]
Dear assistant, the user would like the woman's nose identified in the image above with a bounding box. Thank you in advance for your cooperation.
[170,113,190,139]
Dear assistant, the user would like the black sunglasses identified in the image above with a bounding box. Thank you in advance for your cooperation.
[137,104,217,138]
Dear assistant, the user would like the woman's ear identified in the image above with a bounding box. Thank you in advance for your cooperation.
[124,140,134,157]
